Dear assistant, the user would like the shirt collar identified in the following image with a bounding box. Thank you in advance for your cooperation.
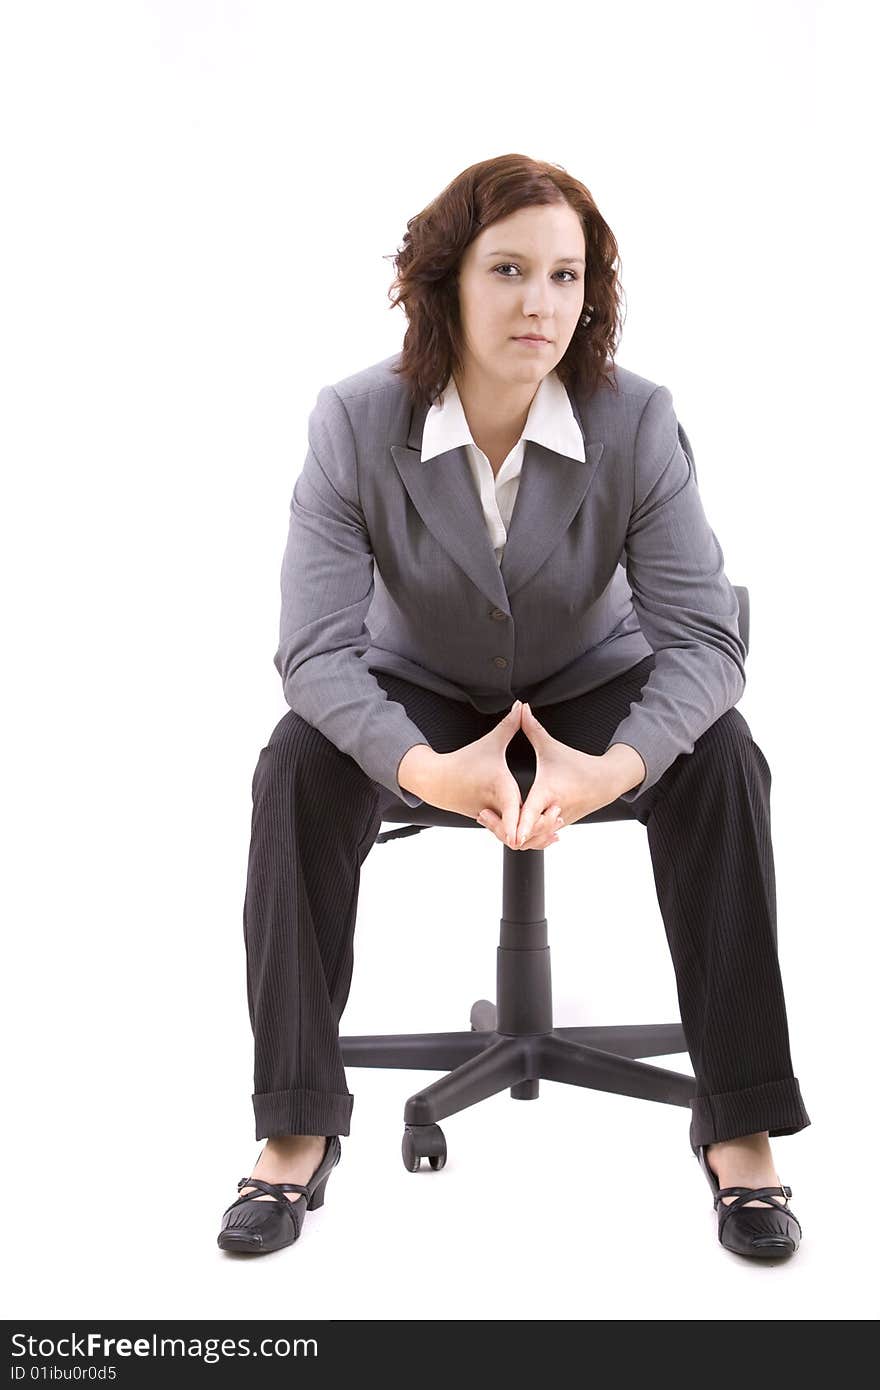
[420,367,586,464]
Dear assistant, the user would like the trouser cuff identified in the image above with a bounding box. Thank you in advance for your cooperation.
[689,1076,811,1152]
[253,1086,354,1140]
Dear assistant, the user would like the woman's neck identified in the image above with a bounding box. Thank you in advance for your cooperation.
[453,369,538,463]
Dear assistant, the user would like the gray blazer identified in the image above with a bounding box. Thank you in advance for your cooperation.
[274,352,746,809]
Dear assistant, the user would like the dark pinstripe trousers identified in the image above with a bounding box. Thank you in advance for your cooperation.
[242,653,811,1151]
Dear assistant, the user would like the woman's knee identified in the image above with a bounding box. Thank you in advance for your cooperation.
[257,710,379,799]
[265,708,313,753]
[693,707,770,777]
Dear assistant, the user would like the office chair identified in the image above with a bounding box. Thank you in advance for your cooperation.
[339,427,750,1174]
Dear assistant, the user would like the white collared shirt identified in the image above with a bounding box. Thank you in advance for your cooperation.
[419,368,586,563]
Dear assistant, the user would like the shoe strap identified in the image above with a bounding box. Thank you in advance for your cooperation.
[715,1183,791,1209]
[228,1139,335,1213]
[715,1185,802,1243]
[231,1176,311,1208]
[714,1184,796,1235]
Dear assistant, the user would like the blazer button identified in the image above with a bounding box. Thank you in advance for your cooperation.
[493,656,508,669]
[489,608,507,621]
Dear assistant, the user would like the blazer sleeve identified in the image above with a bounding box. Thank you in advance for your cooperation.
[273,384,430,809]
[605,384,747,803]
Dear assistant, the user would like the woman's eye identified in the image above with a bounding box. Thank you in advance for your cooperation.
[493,264,578,282]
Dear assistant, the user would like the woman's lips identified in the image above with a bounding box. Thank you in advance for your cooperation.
[513,337,550,346]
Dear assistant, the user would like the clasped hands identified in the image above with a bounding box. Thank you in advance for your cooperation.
[430,698,621,852]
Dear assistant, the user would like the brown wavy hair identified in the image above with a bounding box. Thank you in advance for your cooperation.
[386,153,625,410]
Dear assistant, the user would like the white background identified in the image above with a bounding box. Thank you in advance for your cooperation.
[3,0,876,1322]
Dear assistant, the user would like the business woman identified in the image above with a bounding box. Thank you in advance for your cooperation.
[218,153,811,1259]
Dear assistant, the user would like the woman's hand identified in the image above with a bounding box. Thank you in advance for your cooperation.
[477,702,619,851]
[424,701,526,850]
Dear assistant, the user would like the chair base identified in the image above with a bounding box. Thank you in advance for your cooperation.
[341,1001,696,1125]
[340,836,697,1167]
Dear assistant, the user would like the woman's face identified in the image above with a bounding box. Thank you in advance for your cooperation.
[455,202,587,390]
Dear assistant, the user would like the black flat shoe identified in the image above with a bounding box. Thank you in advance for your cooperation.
[693,1141,802,1258]
[217,1135,342,1255]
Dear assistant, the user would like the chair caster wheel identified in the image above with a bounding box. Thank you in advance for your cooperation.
[402,1124,447,1172]
[470,999,496,1032]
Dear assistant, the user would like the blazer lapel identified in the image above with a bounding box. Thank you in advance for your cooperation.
[499,435,605,597]
[390,385,605,614]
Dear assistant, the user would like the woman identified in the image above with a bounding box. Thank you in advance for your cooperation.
[217,154,811,1259]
